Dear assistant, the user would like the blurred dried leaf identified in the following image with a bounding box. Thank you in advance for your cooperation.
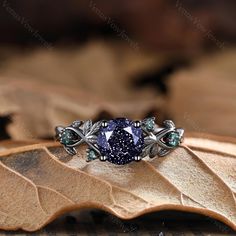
[0,42,164,139]
[168,50,236,137]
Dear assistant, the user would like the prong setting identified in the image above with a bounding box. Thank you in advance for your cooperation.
[142,117,156,132]
[134,121,141,128]
[55,118,184,164]
[134,156,142,161]
[102,120,108,128]
[163,120,175,129]
[100,155,107,162]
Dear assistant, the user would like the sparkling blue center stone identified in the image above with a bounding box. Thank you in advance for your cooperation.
[97,118,144,165]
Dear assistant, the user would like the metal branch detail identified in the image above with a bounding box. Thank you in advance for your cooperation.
[55,117,184,164]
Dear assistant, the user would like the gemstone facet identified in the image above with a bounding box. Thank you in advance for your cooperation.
[97,118,144,165]
[143,117,155,132]
[61,129,79,145]
[162,131,180,147]
[87,148,97,161]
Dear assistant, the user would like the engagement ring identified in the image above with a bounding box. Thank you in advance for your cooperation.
[55,117,184,165]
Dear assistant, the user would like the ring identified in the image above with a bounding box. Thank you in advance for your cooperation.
[55,117,184,165]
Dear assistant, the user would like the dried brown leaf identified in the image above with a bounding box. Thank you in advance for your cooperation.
[0,42,164,140]
[0,134,235,231]
[168,50,236,137]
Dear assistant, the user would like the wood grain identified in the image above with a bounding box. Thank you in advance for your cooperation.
[0,134,235,232]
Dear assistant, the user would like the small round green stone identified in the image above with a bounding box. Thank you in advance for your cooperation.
[163,132,180,147]
[144,119,155,131]
[87,149,97,160]
[61,130,78,145]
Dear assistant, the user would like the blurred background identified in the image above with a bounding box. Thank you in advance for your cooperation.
[0,0,235,141]
[0,1,236,235]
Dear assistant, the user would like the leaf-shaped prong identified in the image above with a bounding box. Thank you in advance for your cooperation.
[89,121,102,135]
[158,148,170,157]
[64,146,77,155]
[55,126,64,139]
[83,120,93,135]
[163,120,175,129]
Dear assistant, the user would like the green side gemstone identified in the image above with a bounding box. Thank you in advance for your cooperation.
[163,132,180,147]
[144,118,155,131]
[87,149,97,161]
[61,130,79,145]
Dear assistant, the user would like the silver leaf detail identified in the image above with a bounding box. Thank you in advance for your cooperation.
[64,146,77,155]
[89,121,102,135]
[149,145,159,158]
[163,120,175,128]
[158,148,170,157]
[71,120,82,128]
[141,143,154,158]
[144,136,156,146]
[87,135,98,144]
[83,120,93,135]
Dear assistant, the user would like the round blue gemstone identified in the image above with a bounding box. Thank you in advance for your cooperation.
[97,118,144,165]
